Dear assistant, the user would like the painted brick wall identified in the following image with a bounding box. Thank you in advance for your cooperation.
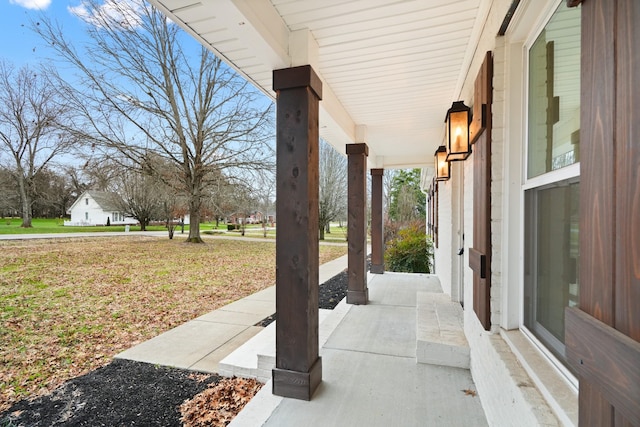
[489,40,506,330]
[466,312,560,426]
[434,179,453,294]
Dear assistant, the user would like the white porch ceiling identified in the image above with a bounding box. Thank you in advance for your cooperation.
[148,0,489,170]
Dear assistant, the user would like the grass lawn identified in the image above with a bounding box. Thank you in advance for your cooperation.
[0,236,347,411]
[222,224,349,243]
[0,218,171,234]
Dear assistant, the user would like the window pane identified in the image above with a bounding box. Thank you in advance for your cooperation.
[527,5,581,179]
[524,181,579,358]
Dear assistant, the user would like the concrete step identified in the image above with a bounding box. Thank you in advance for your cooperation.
[218,321,275,383]
[218,302,351,382]
[416,292,470,369]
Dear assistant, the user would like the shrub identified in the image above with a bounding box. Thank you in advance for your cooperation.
[227,224,239,231]
[384,222,433,273]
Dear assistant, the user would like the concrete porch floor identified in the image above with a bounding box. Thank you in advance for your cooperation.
[117,258,488,426]
[231,272,488,427]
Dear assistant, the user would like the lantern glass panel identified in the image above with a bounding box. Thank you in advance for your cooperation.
[435,147,450,180]
[449,110,469,153]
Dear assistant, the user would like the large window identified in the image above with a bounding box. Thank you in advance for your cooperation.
[527,4,581,179]
[523,3,580,366]
[524,181,579,358]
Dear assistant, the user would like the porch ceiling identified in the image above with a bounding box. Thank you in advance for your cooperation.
[148,0,489,170]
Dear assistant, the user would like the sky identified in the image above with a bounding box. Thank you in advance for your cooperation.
[0,0,88,67]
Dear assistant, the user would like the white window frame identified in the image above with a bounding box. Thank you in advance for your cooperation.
[519,0,580,390]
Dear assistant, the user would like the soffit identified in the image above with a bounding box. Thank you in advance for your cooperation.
[148,0,488,170]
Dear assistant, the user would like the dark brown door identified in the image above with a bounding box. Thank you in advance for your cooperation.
[565,1,640,425]
[469,52,493,330]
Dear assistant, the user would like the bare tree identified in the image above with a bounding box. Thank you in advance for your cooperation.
[0,61,74,227]
[319,140,347,240]
[383,168,398,221]
[388,169,426,222]
[226,178,258,236]
[207,174,235,228]
[0,167,21,217]
[256,170,275,237]
[78,158,121,192]
[30,168,76,218]
[109,167,162,231]
[35,0,274,242]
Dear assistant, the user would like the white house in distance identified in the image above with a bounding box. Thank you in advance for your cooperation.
[65,190,137,227]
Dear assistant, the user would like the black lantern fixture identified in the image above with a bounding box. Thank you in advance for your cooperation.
[434,145,450,181]
[445,101,471,161]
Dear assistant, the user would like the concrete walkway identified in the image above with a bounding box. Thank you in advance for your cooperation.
[115,254,349,373]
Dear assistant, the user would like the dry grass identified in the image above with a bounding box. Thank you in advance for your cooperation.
[0,236,347,411]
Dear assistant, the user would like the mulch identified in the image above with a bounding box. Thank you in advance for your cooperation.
[1,266,354,426]
[1,360,219,427]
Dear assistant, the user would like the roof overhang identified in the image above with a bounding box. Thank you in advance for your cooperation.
[148,0,490,171]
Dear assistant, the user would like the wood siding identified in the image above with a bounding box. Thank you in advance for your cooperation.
[566,1,640,425]
[469,52,493,330]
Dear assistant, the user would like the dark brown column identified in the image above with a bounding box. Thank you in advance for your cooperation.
[370,168,384,274]
[272,65,322,400]
[346,143,368,304]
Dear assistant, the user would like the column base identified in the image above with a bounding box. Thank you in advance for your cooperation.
[347,289,369,305]
[272,357,322,401]
[370,264,384,274]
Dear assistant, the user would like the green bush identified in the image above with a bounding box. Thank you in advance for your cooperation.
[227,224,239,231]
[384,222,433,273]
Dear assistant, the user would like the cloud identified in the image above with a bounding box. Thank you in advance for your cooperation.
[10,0,51,10]
[68,0,143,30]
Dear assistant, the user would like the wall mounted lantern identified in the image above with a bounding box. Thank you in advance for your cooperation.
[445,101,471,161]
[434,145,450,181]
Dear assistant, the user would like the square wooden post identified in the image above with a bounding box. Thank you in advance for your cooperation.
[370,168,384,274]
[346,143,368,304]
[272,65,323,400]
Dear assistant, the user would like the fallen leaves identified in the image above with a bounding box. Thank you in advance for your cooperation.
[0,236,346,412]
[462,388,477,397]
[180,377,263,427]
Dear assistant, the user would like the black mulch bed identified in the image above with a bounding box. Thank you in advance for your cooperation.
[1,359,220,427]
[1,263,359,426]
[254,266,352,327]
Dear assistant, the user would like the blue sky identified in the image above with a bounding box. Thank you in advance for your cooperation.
[1,0,88,67]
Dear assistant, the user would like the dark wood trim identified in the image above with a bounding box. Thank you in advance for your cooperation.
[468,248,486,279]
[578,0,616,326]
[567,0,583,7]
[346,143,368,305]
[272,358,322,402]
[573,1,617,420]
[567,1,640,424]
[273,65,322,99]
[272,65,322,400]
[498,0,522,36]
[345,143,368,155]
[470,52,493,331]
[470,51,493,144]
[566,308,640,425]
[370,168,384,274]
[434,181,439,249]
[614,0,640,343]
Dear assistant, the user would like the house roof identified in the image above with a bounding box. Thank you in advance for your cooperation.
[147,0,492,176]
[68,190,122,213]
[87,191,121,211]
